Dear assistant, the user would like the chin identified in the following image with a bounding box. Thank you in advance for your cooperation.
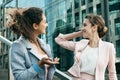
[42,32,46,34]
[41,31,46,34]
[82,35,88,39]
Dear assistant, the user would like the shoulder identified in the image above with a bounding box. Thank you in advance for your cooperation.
[101,41,115,53]
[12,38,25,48]
[11,35,27,47]
[102,40,114,48]
[11,38,27,55]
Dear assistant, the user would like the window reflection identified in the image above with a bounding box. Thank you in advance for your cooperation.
[75,0,79,9]
[82,10,86,22]
[81,0,85,6]
[97,3,101,15]
[116,40,120,57]
[89,7,93,13]
[115,18,120,35]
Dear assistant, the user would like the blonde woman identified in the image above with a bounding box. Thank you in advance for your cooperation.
[55,14,117,80]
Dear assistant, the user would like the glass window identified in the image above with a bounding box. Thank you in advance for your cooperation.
[52,3,59,19]
[74,0,79,9]
[18,0,44,7]
[66,0,72,13]
[45,6,52,21]
[45,0,52,6]
[82,10,86,22]
[67,14,72,23]
[88,0,93,3]
[46,0,74,71]
[109,2,120,12]
[116,40,120,57]
[97,3,102,15]
[89,6,93,13]
[115,18,120,35]
[75,12,79,27]
[59,1,66,16]
[81,0,85,6]
[56,19,66,27]
[5,0,16,8]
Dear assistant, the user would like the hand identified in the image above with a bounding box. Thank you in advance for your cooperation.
[80,27,86,33]
[53,57,60,64]
[38,57,60,66]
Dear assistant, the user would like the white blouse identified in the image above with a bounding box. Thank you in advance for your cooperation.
[80,45,99,75]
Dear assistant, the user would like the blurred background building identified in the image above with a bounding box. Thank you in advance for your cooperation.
[0,0,120,80]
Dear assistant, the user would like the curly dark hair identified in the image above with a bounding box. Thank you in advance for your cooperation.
[8,7,43,42]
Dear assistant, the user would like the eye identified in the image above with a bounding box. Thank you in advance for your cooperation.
[83,23,87,27]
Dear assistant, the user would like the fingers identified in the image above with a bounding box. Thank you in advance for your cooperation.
[43,57,52,61]
[41,57,60,65]
[47,57,60,65]
[54,57,60,64]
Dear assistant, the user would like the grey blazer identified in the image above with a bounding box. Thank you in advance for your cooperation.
[10,36,55,80]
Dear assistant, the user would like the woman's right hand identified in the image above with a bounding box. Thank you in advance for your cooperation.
[38,57,60,67]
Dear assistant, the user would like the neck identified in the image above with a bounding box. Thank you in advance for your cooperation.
[29,35,38,44]
[89,34,100,48]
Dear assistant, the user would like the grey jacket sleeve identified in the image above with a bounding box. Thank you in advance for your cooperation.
[10,42,42,80]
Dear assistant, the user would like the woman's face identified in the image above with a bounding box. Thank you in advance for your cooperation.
[35,14,48,34]
[81,19,93,39]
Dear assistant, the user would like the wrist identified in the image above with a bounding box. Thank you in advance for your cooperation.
[38,60,43,67]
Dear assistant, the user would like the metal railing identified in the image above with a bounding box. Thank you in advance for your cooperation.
[0,35,72,80]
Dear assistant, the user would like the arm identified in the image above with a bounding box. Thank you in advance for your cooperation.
[108,44,118,80]
[11,42,59,80]
[10,42,42,80]
[58,31,82,40]
[55,31,82,51]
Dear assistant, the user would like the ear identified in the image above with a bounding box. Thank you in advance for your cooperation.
[33,23,38,30]
[92,25,98,32]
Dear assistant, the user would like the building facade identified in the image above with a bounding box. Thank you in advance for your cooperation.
[0,0,120,79]
[44,0,120,71]
[44,0,74,71]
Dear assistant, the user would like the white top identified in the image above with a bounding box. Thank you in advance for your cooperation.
[80,45,99,75]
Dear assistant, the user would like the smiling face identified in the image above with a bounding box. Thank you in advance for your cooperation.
[38,14,48,34]
[33,14,48,35]
[81,19,94,39]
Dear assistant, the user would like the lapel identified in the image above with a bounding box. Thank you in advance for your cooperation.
[37,38,52,58]
[97,39,103,65]
[95,39,105,79]
[19,36,51,60]
[74,39,89,62]
[96,39,105,68]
